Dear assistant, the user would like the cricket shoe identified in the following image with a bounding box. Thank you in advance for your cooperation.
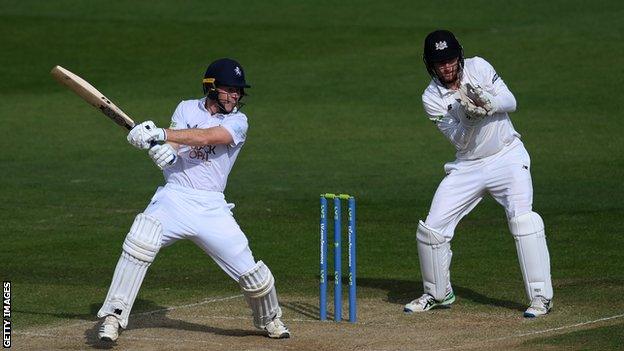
[524,296,552,318]
[404,291,455,313]
[264,317,290,339]
[98,315,120,342]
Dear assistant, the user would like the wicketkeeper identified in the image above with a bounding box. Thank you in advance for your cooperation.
[96,58,290,341]
[404,30,553,317]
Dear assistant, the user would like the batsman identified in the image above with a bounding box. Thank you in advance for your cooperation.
[96,58,290,341]
[404,30,553,317]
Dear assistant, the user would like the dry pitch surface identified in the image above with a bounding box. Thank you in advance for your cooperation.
[13,294,623,351]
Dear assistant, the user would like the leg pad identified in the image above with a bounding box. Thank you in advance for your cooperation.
[97,214,163,328]
[416,221,452,301]
[239,261,280,329]
[509,212,553,300]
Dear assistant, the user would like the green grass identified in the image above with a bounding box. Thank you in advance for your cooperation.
[523,322,624,350]
[1,0,623,347]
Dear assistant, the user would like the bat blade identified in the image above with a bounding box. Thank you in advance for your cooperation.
[50,65,136,130]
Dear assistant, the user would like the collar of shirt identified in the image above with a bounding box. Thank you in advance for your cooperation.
[433,72,467,98]
[435,83,458,98]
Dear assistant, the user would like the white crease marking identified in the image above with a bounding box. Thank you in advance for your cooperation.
[15,299,624,350]
[439,312,624,350]
[16,294,244,334]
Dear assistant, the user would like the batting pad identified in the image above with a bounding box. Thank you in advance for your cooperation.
[417,221,452,301]
[239,261,280,329]
[97,213,163,328]
[508,212,553,301]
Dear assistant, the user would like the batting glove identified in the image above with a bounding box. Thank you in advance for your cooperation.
[148,143,177,170]
[127,121,167,149]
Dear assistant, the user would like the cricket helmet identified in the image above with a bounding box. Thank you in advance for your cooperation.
[202,58,251,97]
[423,30,464,82]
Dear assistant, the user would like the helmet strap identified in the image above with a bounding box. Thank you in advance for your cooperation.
[204,81,246,114]
[206,91,244,114]
[216,98,229,114]
[430,58,464,89]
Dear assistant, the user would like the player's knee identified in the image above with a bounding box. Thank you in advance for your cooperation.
[122,213,163,263]
[508,211,544,238]
[239,261,274,297]
[417,220,447,246]
[505,202,532,220]
[503,187,533,218]
[423,214,456,239]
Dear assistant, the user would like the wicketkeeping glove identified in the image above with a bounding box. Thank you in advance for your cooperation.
[148,143,177,170]
[470,84,497,116]
[459,83,498,116]
[127,121,167,149]
[457,84,488,122]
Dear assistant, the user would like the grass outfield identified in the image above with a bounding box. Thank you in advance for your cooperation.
[1,0,623,349]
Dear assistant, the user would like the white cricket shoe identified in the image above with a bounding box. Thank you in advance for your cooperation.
[98,315,120,342]
[264,317,290,339]
[524,296,552,318]
[404,291,455,313]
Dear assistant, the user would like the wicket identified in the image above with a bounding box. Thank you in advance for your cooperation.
[319,193,356,323]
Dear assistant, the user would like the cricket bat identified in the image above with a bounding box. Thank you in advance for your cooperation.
[50,65,136,130]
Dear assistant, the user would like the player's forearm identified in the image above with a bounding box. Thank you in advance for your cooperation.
[437,117,475,149]
[493,89,516,113]
[164,127,233,147]
[166,141,181,151]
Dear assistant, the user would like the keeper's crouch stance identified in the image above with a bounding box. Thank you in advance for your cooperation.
[404,30,553,318]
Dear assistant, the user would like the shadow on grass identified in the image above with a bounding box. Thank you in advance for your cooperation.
[356,277,526,312]
[286,276,526,322]
[281,300,323,320]
[16,295,266,348]
[77,299,263,349]
[17,297,264,349]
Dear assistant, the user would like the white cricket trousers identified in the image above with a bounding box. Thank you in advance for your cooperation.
[144,183,256,280]
[426,138,533,238]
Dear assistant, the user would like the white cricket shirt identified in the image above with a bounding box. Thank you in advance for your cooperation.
[422,56,519,160]
[163,98,248,192]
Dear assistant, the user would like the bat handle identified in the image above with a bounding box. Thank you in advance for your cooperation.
[128,123,174,165]
[128,123,157,148]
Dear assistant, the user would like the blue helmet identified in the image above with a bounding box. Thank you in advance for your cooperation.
[202,58,250,97]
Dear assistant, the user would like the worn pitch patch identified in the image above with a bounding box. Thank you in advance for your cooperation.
[13,295,624,351]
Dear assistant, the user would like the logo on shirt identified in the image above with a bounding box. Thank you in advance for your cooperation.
[428,115,443,124]
[232,125,246,140]
[234,66,242,76]
[492,73,500,84]
[189,145,216,161]
[435,41,448,50]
